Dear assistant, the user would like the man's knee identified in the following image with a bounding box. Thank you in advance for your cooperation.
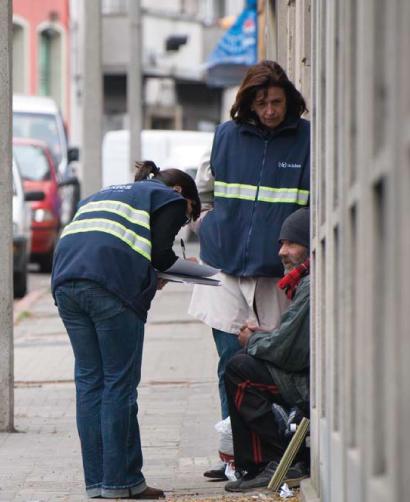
[225,352,256,381]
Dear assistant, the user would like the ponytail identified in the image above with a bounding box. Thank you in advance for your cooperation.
[134,160,160,181]
[133,160,201,221]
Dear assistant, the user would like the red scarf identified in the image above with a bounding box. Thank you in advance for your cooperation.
[278,258,310,299]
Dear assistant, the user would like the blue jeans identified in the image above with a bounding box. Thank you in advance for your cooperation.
[212,328,242,419]
[55,280,147,498]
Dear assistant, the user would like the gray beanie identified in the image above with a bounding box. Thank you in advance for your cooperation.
[279,207,310,249]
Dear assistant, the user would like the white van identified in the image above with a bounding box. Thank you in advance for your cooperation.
[102,129,213,187]
[13,95,80,225]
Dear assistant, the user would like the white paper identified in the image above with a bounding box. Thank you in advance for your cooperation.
[224,462,237,481]
[164,258,219,277]
[157,272,220,286]
[279,483,294,498]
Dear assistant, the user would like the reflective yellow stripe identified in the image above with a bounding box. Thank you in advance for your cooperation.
[61,218,151,261]
[257,187,309,205]
[74,200,150,229]
[214,181,257,201]
[214,181,309,205]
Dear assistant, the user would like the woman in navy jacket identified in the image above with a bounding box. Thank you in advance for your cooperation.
[189,61,310,478]
[52,162,200,499]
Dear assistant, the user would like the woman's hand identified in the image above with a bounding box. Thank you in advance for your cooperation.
[187,256,198,263]
[157,278,168,290]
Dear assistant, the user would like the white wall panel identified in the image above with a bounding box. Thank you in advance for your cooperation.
[260,2,409,501]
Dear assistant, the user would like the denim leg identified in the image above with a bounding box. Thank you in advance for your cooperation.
[55,283,104,493]
[55,281,147,498]
[212,328,242,419]
[94,306,146,495]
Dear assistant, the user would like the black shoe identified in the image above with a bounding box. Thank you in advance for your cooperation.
[92,486,165,499]
[130,486,165,499]
[283,461,309,488]
[203,462,228,480]
[225,460,309,492]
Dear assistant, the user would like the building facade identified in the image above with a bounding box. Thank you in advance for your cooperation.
[259,1,410,502]
[97,0,243,133]
[12,0,70,121]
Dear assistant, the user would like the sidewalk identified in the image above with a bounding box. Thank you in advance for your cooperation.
[1,262,290,501]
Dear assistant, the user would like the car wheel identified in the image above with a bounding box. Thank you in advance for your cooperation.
[38,249,54,273]
[14,268,28,298]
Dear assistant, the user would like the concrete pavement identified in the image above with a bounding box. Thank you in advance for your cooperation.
[1,247,229,501]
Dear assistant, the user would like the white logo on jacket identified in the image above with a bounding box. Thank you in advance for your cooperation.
[278,161,302,169]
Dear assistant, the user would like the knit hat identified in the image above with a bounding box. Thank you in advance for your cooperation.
[279,207,310,249]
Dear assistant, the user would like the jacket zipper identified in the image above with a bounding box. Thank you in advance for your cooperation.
[243,139,269,273]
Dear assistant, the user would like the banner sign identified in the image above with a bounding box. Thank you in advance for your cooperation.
[206,0,257,87]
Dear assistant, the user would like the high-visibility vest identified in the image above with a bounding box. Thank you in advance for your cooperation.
[199,117,310,277]
[51,179,183,321]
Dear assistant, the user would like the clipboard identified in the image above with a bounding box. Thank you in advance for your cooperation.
[157,258,221,286]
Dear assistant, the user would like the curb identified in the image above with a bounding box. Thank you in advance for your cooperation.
[13,287,48,325]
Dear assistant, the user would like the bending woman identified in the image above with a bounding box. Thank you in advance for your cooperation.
[51,162,200,500]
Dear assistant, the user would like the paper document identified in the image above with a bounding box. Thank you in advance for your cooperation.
[157,258,221,286]
[157,272,220,286]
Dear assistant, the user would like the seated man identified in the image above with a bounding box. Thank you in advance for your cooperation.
[224,207,310,492]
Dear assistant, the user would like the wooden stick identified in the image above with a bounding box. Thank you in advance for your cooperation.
[267,417,310,491]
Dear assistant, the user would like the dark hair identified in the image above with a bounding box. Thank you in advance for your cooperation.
[134,161,201,221]
[230,60,307,124]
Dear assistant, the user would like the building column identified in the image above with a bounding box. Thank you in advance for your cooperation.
[0,0,14,432]
[128,0,142,172]
[80,0,102,197]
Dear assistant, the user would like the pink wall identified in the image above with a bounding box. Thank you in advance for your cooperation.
[13,0,70,124]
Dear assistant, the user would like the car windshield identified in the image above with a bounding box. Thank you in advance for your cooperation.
[14,144,51,182]
[13,112,62,165]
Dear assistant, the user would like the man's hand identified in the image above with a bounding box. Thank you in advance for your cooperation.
[238,326,253,347]
[238,321,261,347]
[187,256,198,263]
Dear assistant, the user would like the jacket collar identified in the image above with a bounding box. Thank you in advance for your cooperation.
[238,115,300,139]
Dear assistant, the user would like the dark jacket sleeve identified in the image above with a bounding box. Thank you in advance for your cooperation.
[246,277,310,372]
[150,199,187,271]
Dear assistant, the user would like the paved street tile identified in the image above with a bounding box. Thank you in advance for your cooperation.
[4,265,226,500]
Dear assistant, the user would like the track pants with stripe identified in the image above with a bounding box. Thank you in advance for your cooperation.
[224,351,304,473]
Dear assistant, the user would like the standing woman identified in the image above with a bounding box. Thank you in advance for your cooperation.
[51,162,200,499]
[189,60,310,473]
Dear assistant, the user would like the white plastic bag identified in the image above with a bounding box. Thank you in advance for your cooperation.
[214,417,237,480]
[214,416,234,456]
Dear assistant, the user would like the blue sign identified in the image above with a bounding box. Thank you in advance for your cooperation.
[206,0,257,87]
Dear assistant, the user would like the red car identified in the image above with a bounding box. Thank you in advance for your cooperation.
[13,138,62,272]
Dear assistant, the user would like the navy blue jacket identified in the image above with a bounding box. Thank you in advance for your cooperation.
[199,117,310,277]
[51,180,183,322]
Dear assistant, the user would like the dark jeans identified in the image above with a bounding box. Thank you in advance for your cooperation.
[55,280,147,498]
[212,328,242,419]
[225,352,292,473]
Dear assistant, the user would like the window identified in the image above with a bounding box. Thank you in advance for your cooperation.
[13,112,63,166]
[12,21,28,94]
[38,28,62,107]
[14,144,51,182]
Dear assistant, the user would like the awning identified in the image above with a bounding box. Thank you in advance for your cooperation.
[205,0,257,87]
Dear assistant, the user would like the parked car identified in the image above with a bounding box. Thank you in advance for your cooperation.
[13,138,62,272]
[13,94,80,225]
[12,159,31,297]
[12,160,44,297]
